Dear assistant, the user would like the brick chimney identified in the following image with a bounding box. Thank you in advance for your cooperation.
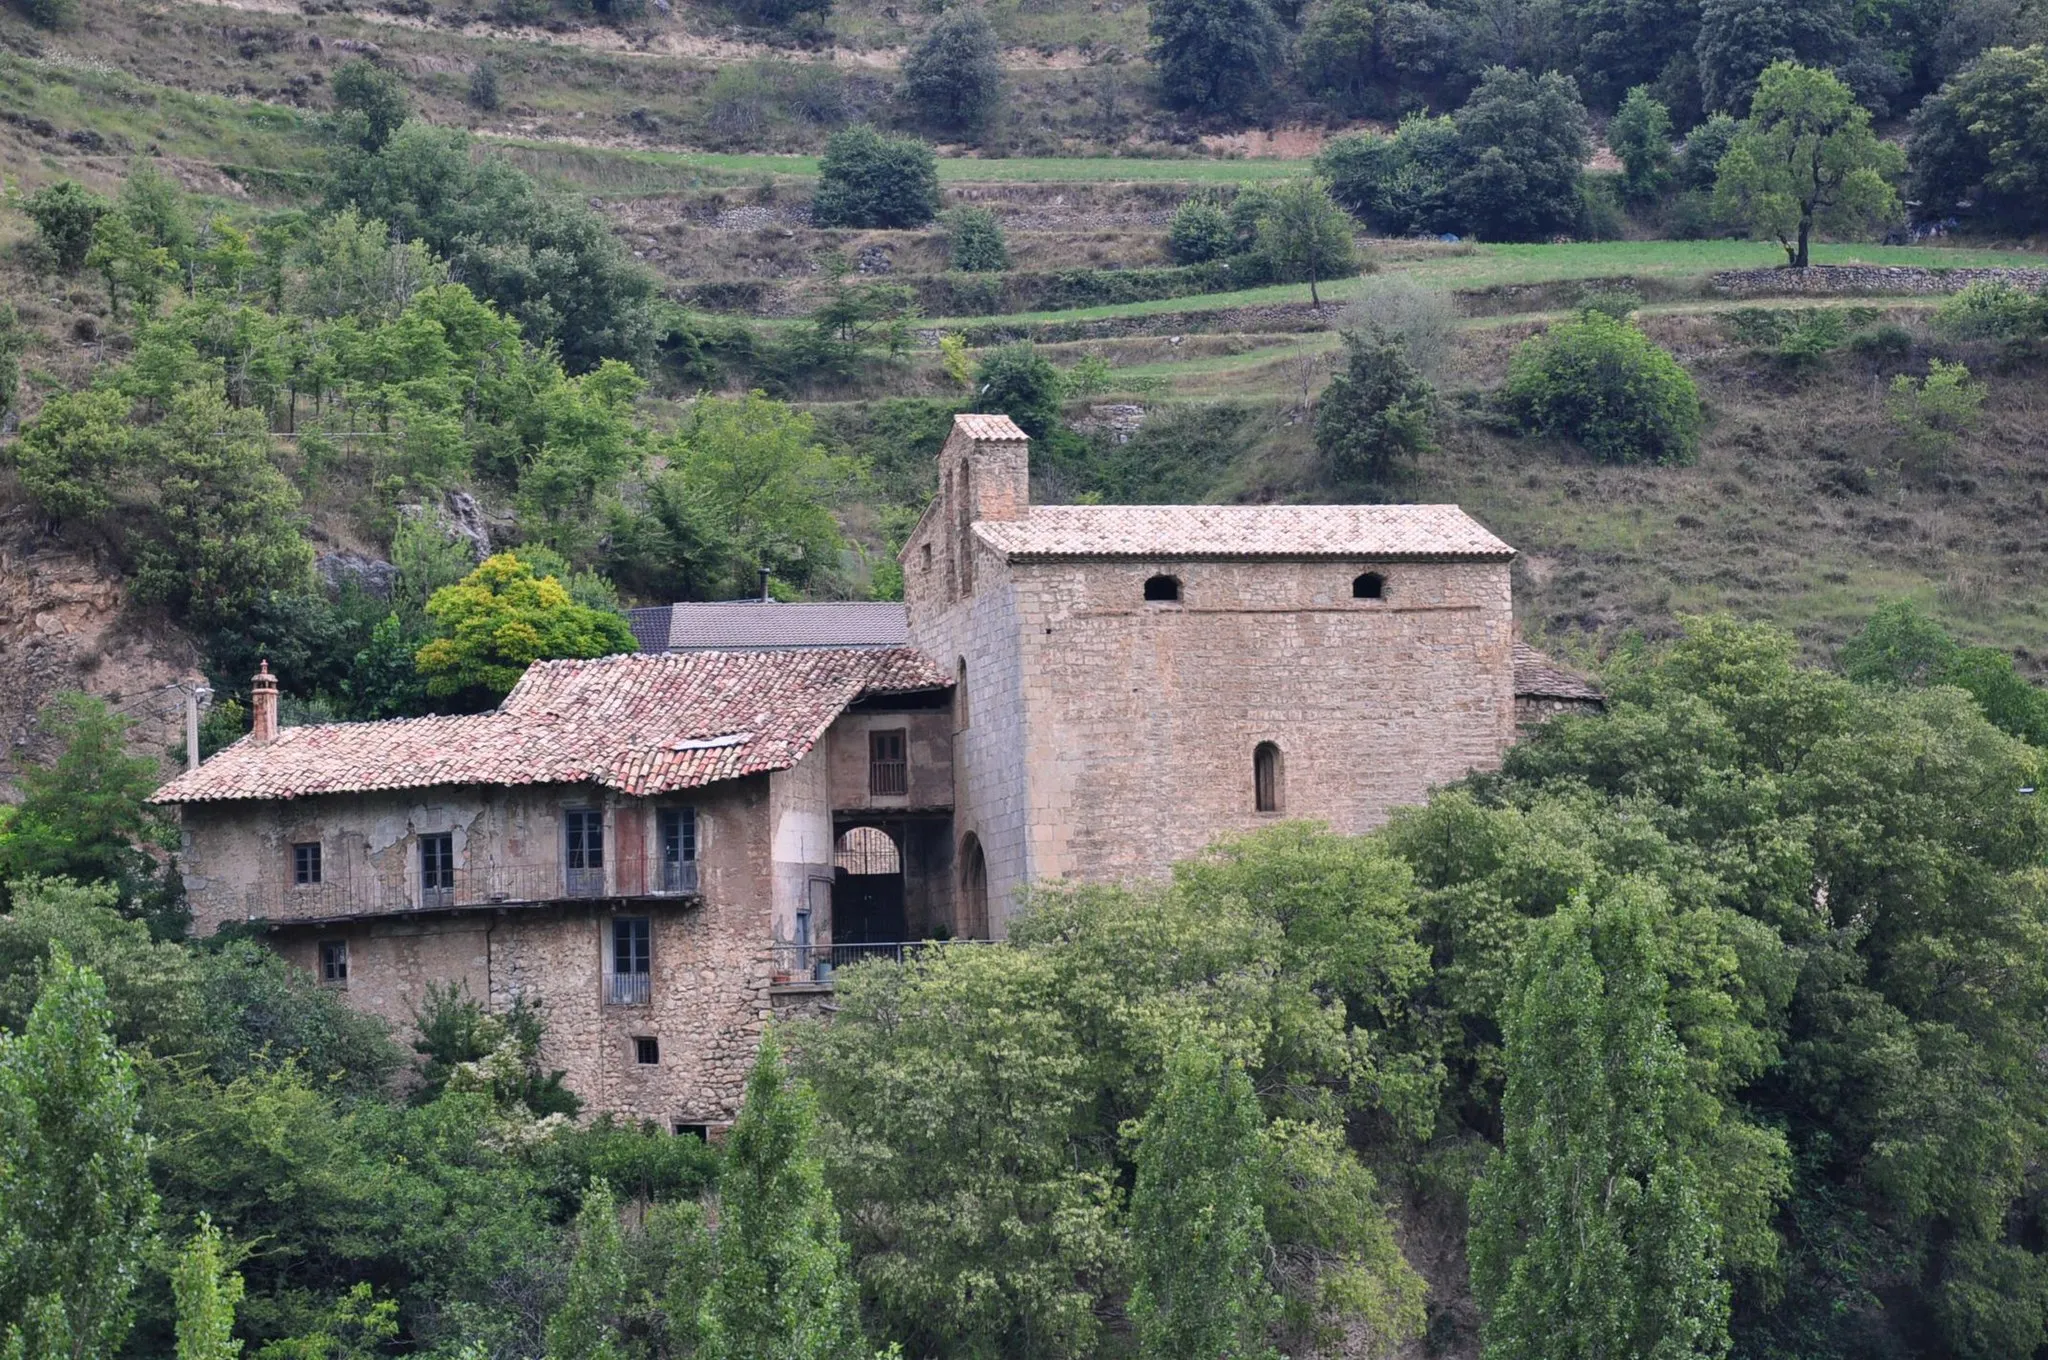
[251,660,279,745]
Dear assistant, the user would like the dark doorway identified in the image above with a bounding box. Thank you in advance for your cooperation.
[832,826,905,950]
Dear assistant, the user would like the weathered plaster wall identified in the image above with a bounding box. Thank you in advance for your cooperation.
[825,709,954,812]
[766,746,833,949]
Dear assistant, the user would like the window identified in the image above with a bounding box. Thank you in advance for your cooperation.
[869,728,908,796]
[1144,574,1182,602]
[565,808,604,897]
[1353,572,1385,600]
[420,833,454,906]
[658,807,698,894]
[920,542,932,572]
[1254,742,1284,814]
[674,1122,708,1140]
[958,833,989,940]
[293,841,322,886]
[608,916,651,1005]
[634,1036,660,1065]
[955,658,970,731]
[319,939,349,986]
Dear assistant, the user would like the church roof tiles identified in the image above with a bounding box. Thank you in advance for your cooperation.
[972,504,1514,561]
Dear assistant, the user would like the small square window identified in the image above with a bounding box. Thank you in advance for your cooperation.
[674,1122,708,1140]
[294,842,322,885]
[319,939,349,986]
[634,1036,660,1065]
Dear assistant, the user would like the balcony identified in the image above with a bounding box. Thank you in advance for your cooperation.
[659,859,700,896]
[606,971,652,1006]
[768,938,994,985]
[245,857,704,923]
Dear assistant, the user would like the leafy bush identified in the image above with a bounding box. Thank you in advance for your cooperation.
[810,127,941,229]
[414,552,637,710]
[331,59,411,152]
[1315,335,1437,482]
[1450,68,1593,243]
[1608,85,1675,200]
[1933,279,2047,342]
[1886,359,1986,460]
[1677,112,1741,190]
[1579,288,1642,322]
[1909,45,2048,232]
[1317,116,1460,236]
[1848,322,1913,359]
[467,61,501,111]
[973,342,1065,439]
[903,6,1002,134]
[1148,0,1286,117]
[20,180,108,274]
[728,0,831,29]
[1505,311,1703,464]
[945,206,1009,272]
[1341,277,1457,380]
[1167,197,1233,265]
[1576,174,1627,241]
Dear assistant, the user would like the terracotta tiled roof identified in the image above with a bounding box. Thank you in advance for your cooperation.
[650,601,909,651]
[952,413,1029,442]
[1513,644,1604,702]
[972,504,1514,561]
[153,648,950,805]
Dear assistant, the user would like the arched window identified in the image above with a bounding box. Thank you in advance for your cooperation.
[834,825,901,876]
[1353,572,1385,600]
[958,834,989,939]
[1254,742,1284,813]
[1144,574,1182,603]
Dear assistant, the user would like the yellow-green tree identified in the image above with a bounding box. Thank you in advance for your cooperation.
[414,553,637,709]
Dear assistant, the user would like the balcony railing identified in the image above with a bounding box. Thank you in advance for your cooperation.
[606,971,653,1006]
[768,938,994,983]
[868,759,908,796]
[237,856,704,922]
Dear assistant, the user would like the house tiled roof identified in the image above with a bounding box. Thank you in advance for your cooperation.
[645,601,910,651]
[952,413,1029,442]
[971,504,1514,561]
[625,605,672,652]
[1512,644,1604,702]
[152,648,950,805]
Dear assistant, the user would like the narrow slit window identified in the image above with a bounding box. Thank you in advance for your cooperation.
[1144,574,1182,602]
[1353,572,1385,600]
[1254,742,1284,814]
[294,841,322,886]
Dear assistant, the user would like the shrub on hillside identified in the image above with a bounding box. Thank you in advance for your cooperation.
[1504,311,1703,465]
[468,61,501,111]
[810,127,941,229]
[1340,277,1457,380]
[1933,280,2047,342]
[1608,85,1675,201]
[944,207,1008,272]
[332,59,411,153]
[1316,115,1459,237]
[20,180,108,275]
[1449,67,1592,242]
[728,0,831,29]
[903,6,1002,135]
[973,343,1064,439]
[1167,197,1233,265]
[1148,0,1286,118]
[1887,359,1985,461]
[1315,335,1437,482]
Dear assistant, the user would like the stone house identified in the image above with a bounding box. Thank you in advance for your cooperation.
[154,413,1597,1125]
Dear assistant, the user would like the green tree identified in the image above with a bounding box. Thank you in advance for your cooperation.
[944,206,1009,272]
[1298,0,1402,117]
[903,7,1003,134]
[1127,1043,1277,1360]
[0,694,171,913]
[810,127,941,229]
[546,1180,628,1360]
[1504,310,1703,464]
[1678,111,1742,189]
[414,553,637,709]
[0,945,159,1360]
[1148,0,1287,117]
[1909,46,2048,231]
[5,386,137,528]
[1886,358,1986,460]
[19,181,107,274]
[701,1036,866,1360]
[173,1215,246,1360]
[14,0,78,28]
[86,213,173,319]
[973,342,1065,439]
[1314,334,1436,482]
[1713,61,1903,267]
[1316,115,1462,236]
[1167,196,1234,264]
[1469,886,1731,1360]
[1252,178,1357,307]
[130,384,315,630]
[0,305,23,428]
[1609,85,1676,200]
[1693,0,1852,113]
[468,60,502,111]
[1450,67,1593,242]
[117,161,195,268]
[1840,600,2048,747]
[729,0,831,29]
[331,59,412,152]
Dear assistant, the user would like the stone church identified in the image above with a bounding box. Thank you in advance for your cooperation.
[154,414,1597,1128]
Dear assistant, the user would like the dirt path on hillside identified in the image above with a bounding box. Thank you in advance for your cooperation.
[180,0,1105,68]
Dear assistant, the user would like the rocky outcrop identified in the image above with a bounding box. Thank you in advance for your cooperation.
[316,551,400,600]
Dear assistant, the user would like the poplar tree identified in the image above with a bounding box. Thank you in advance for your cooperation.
[701,1036,866,1360]
[0,945,158,1360]
[172,1215,246,1360]
[1468,886,1729,1360]
[1127,1042,1278,1360]
[546,1179,629,1360]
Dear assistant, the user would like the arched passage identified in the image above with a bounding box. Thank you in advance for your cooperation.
[833,824,905,949]
[958,833,989,941]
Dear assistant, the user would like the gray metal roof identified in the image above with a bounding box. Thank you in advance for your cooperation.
[639,601,911,652]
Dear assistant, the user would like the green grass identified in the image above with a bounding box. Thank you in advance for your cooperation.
[1398,239,2048,289]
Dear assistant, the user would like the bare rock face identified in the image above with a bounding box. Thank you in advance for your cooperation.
[316,551,400,600]
[0,520,197,800]
[441,491,493,562]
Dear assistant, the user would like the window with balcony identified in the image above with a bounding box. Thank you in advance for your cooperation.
[420,833,454,907]
[869,728,908,796]
[319,939,349,986]
[293,841,322,886]
[658,807,698,895]
[607,916,651,1005]
[565,808,604,898]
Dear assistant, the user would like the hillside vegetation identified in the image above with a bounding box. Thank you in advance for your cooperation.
[6,0,2048,1355]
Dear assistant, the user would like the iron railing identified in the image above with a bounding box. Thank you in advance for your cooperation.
[234,856,703,922]
[767,938,994,983]
[659,860,700,896]
[606,971,653,1006]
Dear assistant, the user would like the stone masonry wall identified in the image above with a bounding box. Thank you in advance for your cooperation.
[1011,557,1516,883]
[1708,265,2048,298]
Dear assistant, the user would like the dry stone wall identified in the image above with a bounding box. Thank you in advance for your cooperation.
[1709,265,2048,297]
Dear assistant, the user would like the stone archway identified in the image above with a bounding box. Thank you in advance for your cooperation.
[832,824,905,950]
